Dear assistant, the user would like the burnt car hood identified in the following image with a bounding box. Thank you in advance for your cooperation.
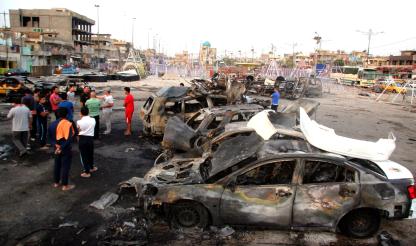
[143,157,206,185]
[162,116,197,151]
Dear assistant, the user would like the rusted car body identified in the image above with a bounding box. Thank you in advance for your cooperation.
[140,86,228,136]
[158,99,319,160]
[123,134,415,238]
[161,104,264,153]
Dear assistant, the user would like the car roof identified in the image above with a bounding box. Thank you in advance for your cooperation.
[201,104,264,115]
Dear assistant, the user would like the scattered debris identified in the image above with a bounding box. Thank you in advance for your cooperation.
[124,147,136,153]
[377,231,401,246]
[358,92,371,97]
[210,226,235,238]
[90,192,119,210]
[58,221,79,228]
[408,138,416,142]
[0,144,13,160]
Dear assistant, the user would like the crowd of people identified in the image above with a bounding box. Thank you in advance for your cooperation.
[6,86,135,191]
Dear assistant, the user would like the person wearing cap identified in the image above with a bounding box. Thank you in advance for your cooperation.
[97,88,114,135]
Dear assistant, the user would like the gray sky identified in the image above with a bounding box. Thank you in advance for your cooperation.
[2,0,415,57]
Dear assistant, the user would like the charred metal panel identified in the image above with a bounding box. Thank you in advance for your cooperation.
[210,133,263,177]
[219,185,294,227]
[162,116,198,151]
[257,140,314,158]
[292,183,360,228]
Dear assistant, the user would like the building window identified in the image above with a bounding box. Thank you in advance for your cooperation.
[32,17,39,27]
[22,16,31,27]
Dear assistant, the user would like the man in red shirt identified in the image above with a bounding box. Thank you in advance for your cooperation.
[123,87,134,136]
[49,86,61,119]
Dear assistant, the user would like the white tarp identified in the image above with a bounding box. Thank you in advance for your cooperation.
[299,107,396,161]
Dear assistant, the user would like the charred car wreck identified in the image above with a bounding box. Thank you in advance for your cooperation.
[140,78,250,136]
[123,106,415,238]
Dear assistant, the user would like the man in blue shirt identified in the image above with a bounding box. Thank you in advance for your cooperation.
[271,87,280,112]
[58,93,74,121]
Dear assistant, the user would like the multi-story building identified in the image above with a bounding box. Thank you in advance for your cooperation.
[389,50,416,66]
[199,41,216,66]
[173,51,190,66]
[8,8,95,70]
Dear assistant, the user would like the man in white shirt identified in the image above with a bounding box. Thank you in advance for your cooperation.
[98,88,114,134]
[77,107,97,178]
[67,85,76,106]
[7,97,32,157]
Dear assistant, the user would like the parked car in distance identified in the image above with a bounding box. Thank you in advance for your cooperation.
[373,79,407,94]
[4,68,30,77]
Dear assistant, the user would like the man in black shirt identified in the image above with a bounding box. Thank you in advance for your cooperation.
[36,94,49,149]
[80,86,91,107]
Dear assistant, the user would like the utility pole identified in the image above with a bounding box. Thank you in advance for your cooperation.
[131,17,136,49]
[147,28,151,49]
[356,29,383,66]
[313,32,322,73]
[94,4,100,66]
[251,47,254,62]
[1,11,9,68]
[291,42,298,68]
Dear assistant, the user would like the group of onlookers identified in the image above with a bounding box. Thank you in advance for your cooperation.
[6,85,135,191]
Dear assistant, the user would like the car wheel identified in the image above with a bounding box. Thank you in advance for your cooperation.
[340,209,380,238]
[170,201,209,229]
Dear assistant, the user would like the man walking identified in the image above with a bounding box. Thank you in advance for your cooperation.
[98,88,114,134]
[7,97,32,157]
[271,87,280,112]
[77,107,97,178]
[85,91,101,139]
[123,87,134,136]
[36,95,49,150]
[58,93,74,121]
[49,86,61,119]
[49,107,75,191]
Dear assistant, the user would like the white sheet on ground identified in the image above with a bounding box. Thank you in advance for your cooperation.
[299,107,396,161]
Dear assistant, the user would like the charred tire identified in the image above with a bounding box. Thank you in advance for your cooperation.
[339,209,380,238]
[170,201,210,229]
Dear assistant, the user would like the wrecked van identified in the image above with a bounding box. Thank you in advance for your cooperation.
[140,87,228,136]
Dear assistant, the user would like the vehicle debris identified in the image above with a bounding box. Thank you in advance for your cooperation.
[299,107,396,161]
[58,221,79,228]
[90,192,119,210]
[0,144,13,160]
[377,231,401,246]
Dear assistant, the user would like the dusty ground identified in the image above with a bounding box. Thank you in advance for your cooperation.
[0,78,415,245]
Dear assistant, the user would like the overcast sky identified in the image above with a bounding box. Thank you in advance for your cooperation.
[2,0,415,57]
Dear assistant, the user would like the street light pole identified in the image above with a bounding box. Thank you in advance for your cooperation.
[357,29,384,66]
[131,17,136,49]
[94,4,100,67]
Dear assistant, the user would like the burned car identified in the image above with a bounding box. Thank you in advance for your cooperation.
[158,99,319,160]
[140,86,228,136]
[124,108,415,238]
[160,104,264,156]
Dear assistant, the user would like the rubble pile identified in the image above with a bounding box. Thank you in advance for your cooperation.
[97,210,148,246]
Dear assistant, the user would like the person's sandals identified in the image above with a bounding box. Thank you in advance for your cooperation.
[80,172,91,178]
[62,185,75,191]
[90,167,98,173]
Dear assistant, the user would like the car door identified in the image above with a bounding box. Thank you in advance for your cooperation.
[292,158,360,228]
[219,159,298,227]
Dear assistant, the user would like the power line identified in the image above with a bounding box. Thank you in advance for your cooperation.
[371,36,416,49]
